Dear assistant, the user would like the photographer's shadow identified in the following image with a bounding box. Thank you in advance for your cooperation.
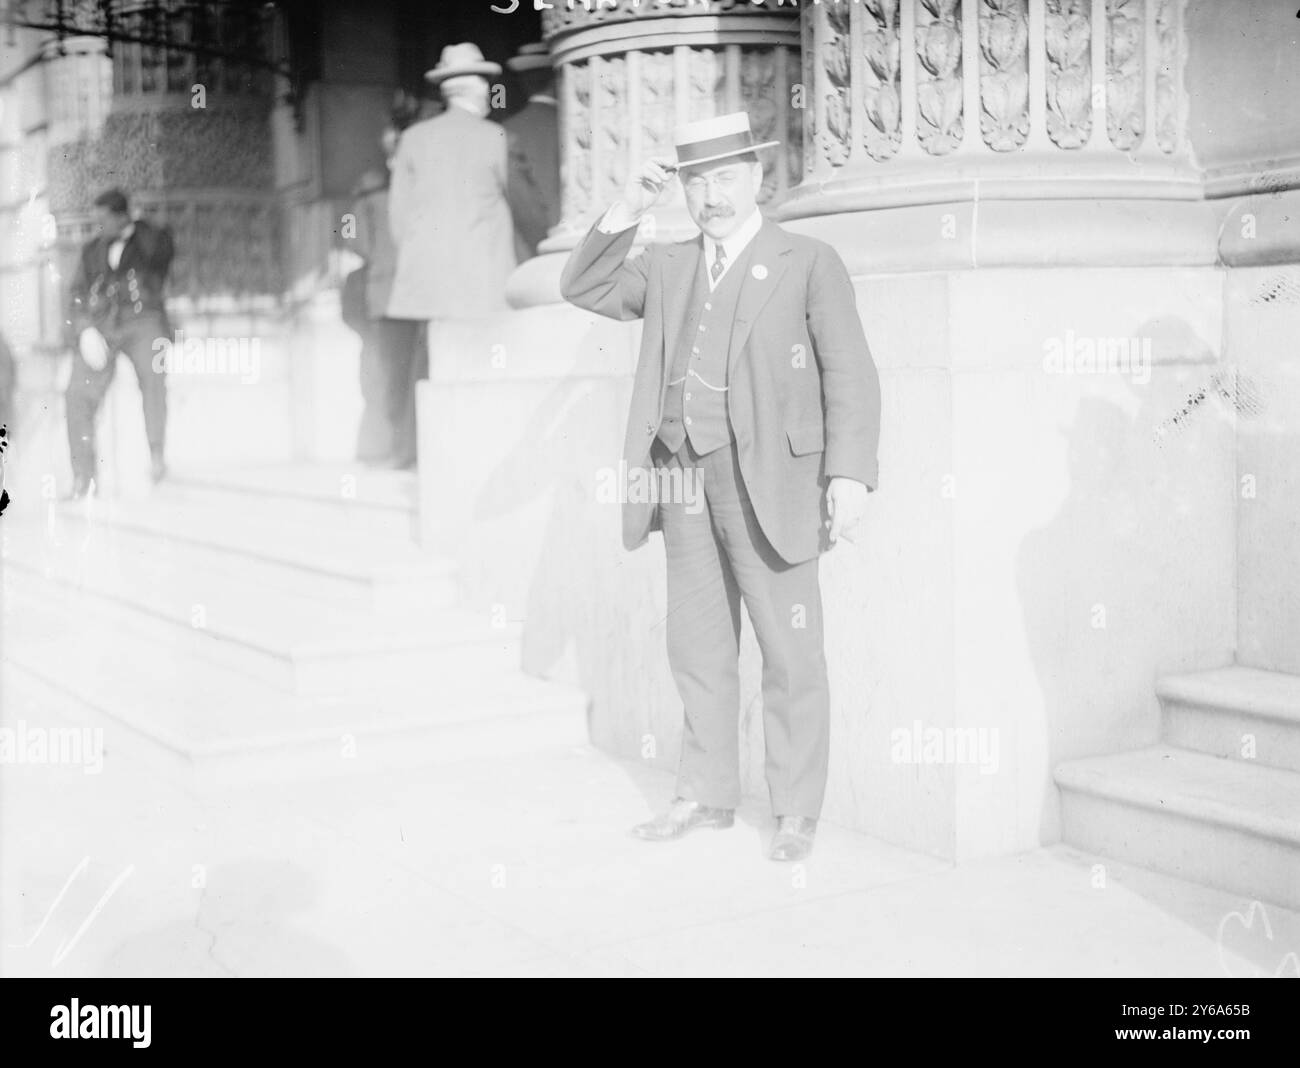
[101,860,353,978]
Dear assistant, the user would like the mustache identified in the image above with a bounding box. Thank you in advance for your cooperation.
[701,207,735,220]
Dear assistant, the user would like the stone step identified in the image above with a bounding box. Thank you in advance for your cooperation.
[23,494,457,614]
[2,635,589,791]
[163,464,419,541]
[1055,745,1300,911]
[3,542,519,697]
[1158,666,1300,773]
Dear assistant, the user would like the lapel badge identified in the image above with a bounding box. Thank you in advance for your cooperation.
[751,264,768,280]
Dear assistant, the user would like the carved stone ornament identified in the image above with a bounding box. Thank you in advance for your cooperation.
[980,0,1030,152]
[1045,0,1093,149]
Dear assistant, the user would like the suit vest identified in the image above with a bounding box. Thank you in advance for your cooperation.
[80,222,172,332]
[656,240,753,456]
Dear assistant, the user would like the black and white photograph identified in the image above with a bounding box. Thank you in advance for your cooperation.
[0,0,1298,1007]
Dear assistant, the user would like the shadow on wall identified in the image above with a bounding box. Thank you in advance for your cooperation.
[1017,315,1234,846]
[470,360,677,786]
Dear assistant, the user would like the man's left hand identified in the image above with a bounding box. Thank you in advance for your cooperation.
[826,477,870,545]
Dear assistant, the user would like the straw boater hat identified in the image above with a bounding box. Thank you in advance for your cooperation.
[671,112,780,171]
[425,43,502,85]
[506,42,550,73]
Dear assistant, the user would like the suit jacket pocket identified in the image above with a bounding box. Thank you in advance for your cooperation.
[786,422,825,456]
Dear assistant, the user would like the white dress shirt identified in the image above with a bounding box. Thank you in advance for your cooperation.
[107,222,135,270]
[701,207,762,291]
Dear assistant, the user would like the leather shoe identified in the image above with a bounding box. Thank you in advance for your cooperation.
[768,816,817,862]
[631,797,734,841]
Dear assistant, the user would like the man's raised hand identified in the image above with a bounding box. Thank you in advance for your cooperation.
[619,157,676,219]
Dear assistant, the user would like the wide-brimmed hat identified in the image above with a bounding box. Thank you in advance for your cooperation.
[425,43,501,85]
[506,42,550,73]
[673,112,780,170]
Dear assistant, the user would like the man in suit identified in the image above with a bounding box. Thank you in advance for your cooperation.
[561,113,881,862]
[386,43,516,467]
[65,188,175,498]
[347,121,421,466]
[502,43,560,261]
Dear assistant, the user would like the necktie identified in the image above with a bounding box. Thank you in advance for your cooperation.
[710,243,727,284]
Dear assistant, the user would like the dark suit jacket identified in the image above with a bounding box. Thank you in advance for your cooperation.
[560,216,881,565]
[68,218,174,341]
[503,99,560,260]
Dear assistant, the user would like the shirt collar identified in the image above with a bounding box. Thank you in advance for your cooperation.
[702,207,762,271]
[111,222,135,246]
[447,97,485,118]
[529,93,557,105]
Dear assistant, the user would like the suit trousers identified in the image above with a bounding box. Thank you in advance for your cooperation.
[653,436,831,819]
[387,319,427,468]
[66,313,167,483]
[356,317,422,463]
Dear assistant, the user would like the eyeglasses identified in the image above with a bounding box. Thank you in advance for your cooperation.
[682,170,742,195]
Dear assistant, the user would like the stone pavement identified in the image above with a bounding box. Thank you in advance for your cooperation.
[2,729,1297,978]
